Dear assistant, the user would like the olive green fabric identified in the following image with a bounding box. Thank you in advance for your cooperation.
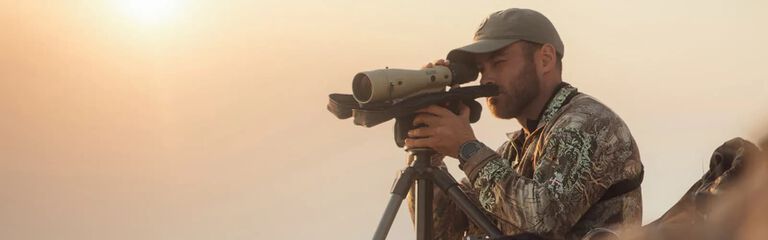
[447,8,565,65]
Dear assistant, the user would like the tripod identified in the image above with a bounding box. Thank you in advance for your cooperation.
[372,147,504,240]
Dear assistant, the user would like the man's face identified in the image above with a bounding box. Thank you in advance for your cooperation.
[475,42,541,120]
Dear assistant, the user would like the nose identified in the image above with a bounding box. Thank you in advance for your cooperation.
[479,72,493,85]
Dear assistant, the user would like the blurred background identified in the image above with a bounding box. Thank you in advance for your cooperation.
[1,0,767,239]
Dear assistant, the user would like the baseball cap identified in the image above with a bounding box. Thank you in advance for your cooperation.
[447,8,564,65]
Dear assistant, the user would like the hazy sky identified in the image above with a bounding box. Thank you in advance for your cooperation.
[1,1,767,239]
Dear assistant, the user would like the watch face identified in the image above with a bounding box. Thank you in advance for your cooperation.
[461,141,480,160]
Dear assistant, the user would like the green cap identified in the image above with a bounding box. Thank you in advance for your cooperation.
[447,8,564,65]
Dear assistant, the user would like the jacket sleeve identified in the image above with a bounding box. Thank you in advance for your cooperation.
[462,117,638,238]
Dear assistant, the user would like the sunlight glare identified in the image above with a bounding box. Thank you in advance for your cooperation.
[116,0,180,25]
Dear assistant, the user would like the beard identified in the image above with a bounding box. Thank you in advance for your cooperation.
[487,61,540,119]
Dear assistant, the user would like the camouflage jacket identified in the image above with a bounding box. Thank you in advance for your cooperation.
[408,83,643,240]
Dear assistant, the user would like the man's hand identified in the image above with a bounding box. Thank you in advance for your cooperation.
[404,103,477,159]
[403,59,477,160]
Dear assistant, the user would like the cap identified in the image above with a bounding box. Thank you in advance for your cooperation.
[447,8,564,65]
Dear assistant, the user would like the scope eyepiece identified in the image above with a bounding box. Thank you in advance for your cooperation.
[448,62,479,85]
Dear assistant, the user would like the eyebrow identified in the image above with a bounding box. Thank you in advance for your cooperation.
[488,48,507,59]
[476,47,509,69]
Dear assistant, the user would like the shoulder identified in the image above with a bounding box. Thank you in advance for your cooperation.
[541,93,643,182]
[541,92,640,169]
[546,93,633,143]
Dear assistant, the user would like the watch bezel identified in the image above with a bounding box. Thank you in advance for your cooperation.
[459,140,482,162]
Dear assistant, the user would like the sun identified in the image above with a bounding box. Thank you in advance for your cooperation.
[115,0,181,25]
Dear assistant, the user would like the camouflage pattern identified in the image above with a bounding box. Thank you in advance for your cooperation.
[408,83,643,240]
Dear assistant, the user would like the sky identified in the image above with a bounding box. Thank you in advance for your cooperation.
[1,1,767,239]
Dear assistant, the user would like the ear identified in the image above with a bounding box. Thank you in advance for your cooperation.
[536,43,557,75]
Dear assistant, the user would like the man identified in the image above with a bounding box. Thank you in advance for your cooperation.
[404,8,644,240]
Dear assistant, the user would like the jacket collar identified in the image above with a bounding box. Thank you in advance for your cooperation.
[507,82,579,138]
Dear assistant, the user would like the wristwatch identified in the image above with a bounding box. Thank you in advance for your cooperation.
[458,140,483,169]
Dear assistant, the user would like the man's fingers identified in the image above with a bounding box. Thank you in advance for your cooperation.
[404,137,432,149]
[423,59,449,70]
[413,114,439,127]
[434,59,450,67]
[408,127,434,138]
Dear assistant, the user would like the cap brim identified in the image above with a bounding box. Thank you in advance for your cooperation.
[447,39,520,65]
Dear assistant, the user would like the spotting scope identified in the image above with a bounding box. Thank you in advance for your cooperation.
[352,63,479,105]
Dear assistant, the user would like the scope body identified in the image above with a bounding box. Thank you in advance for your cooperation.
[352,66,453,104]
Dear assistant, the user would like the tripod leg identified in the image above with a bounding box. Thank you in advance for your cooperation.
[373,167,416,240]
[429,167,504,238]
[372,148,439,240]
[415,177,433,240]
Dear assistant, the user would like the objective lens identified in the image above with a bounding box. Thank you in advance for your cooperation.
[352,73,373,103]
